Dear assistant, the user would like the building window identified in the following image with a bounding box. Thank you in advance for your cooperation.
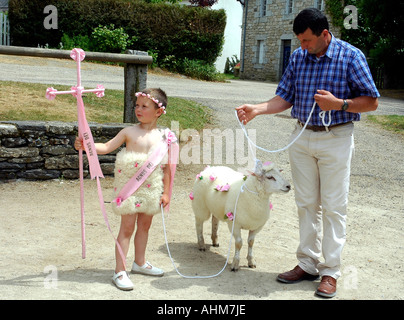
[286,0,293,14]
[281,40,291,75]
[257,40,265,64]
[315,0,324,11]
[260,0,267,17]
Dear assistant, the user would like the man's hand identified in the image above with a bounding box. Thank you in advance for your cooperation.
[314,90,342,111]
[236,96,293,125]
[236,104,258,125]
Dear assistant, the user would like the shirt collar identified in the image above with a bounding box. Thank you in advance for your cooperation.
[306,32,337,62]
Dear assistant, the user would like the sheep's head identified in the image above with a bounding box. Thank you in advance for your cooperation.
[249,160,291,194]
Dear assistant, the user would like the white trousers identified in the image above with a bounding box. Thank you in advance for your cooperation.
[288,122,355,279]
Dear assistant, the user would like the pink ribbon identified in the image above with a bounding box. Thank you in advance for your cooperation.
[46,48,126,268]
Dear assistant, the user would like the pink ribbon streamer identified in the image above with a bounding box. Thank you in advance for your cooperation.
[166,131,179,213]
[46,48,126,268]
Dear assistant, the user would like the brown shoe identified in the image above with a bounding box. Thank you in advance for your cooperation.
[277,265,319,284]
[315,276,337,298]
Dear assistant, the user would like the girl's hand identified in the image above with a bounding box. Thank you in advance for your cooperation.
[160,194,170,208]
[74,137,84,151]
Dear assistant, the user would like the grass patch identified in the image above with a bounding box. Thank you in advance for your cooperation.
[367,115,404,135]
[0,81,212,131]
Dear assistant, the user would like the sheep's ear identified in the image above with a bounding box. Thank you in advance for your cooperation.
[254,160,263,176]
[252,160,266,180]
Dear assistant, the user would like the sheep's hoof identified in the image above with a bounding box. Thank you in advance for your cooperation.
[248,257,256,268]
[230,262,240,272]
[198,247,206,252]
[212,243,219,247]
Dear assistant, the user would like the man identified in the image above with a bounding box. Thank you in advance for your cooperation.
[236,8,379,298]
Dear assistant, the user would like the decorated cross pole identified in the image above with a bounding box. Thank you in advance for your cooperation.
[45,48,105,259]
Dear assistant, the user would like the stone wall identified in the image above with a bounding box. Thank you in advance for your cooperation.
[0,121,129,180]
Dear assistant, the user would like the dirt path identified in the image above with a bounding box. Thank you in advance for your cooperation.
[0,55,403,301]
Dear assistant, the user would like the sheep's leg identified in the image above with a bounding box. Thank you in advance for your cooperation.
[247,229,260,268]
[231,227,242,271]
[195,217,206,251]
[211,216,219,247]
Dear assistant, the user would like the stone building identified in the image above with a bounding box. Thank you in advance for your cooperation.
[239,0,339,81]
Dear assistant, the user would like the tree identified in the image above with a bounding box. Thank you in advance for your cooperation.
[326,0,404,89]
[143,0,182,3]
[190,0,219,7]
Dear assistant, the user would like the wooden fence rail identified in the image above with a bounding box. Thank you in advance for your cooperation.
[0,45,153,123]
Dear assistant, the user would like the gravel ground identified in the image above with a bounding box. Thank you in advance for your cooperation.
[0,55,403,301]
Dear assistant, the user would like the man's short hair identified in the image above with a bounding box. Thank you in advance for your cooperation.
[293,8,329,36]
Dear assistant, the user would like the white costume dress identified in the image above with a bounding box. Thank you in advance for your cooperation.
[111,135,168,216]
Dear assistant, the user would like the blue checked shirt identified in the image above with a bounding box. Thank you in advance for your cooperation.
[276,33,380,126]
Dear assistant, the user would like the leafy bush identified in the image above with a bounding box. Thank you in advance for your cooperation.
[9,0,226,67]
[61,24,137,54]
[159,55,180,72]
[60,34,92,51]
[190,0,218,7]
[91,24,131,53]
[181,58,223,81]
[147,50,159,69]
[144,0,181,3]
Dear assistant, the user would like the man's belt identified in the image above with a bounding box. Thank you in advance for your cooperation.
[298,120,353,132]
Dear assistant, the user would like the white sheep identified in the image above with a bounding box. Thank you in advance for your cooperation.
[190,160,291,271]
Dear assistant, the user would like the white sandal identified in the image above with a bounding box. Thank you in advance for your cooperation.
[131,261,164,277]
[112,271,134,291]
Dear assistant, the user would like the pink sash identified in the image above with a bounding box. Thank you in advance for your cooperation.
[113,129,179,213]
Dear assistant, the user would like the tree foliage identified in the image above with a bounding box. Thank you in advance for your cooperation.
[9,0,226,65]
[143,0,181,3]
[326,0,404,88]
[190,0,218,7]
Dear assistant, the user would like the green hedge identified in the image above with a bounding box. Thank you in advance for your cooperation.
[8,0,226,64]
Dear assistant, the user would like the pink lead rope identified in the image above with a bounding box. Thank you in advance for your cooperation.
[46,48,126,268]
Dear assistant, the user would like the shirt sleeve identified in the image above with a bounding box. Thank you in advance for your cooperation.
[348,50,380,98]
[275,52,296,104]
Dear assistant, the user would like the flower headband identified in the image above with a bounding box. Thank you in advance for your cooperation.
[135,92,166,114]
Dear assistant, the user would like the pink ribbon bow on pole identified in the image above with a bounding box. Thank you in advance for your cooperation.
[46,48,125,268]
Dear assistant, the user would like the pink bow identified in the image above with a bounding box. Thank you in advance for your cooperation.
[70,48,85,62]
[45,87,57,100]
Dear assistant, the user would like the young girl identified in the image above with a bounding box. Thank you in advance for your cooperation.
[74,88,175,291]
